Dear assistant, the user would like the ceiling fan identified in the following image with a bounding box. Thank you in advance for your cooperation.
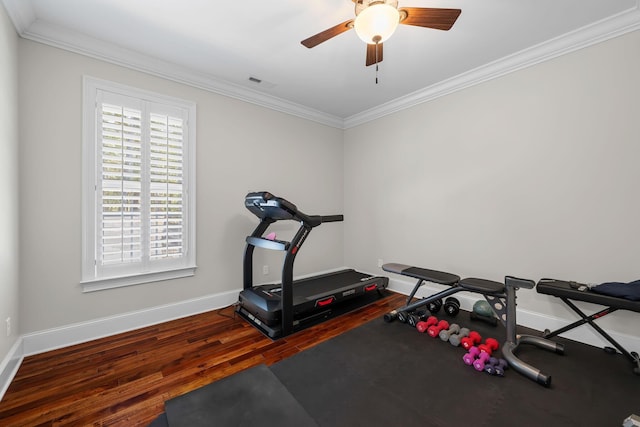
[301,0,461,67]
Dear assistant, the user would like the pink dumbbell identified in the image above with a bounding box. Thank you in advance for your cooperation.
[473,352,491,371]
[463,346,480,365]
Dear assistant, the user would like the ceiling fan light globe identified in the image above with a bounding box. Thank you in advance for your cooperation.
[354,3,400,44]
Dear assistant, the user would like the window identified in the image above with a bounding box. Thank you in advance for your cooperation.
[82,77,196,292]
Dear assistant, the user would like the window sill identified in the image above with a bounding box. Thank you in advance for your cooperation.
[81,266,197,293]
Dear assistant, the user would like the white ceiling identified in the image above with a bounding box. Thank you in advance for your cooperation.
[3,0,639,127]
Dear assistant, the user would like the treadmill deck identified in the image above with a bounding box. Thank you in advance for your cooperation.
[237,269,388,338]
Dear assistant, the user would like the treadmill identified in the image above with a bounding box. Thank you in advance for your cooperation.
[237,191,388,339]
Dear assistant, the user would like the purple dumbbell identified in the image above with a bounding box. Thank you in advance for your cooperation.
[485,357,508,376]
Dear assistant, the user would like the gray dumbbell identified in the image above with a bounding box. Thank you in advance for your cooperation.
[449,327,470,346]
[439,324,460,341]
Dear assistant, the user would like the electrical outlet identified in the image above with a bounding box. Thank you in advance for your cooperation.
[377,259,383,268]
[262,265,269,275]
[5,317,10,337]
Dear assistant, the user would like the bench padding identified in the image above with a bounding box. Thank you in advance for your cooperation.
[382,263,460,285]
[460,277,505,294]
[537,279,640,313]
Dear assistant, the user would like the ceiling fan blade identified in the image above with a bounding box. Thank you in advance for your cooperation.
[399,7,461,30]
[301,19,354,48]
[366,43,383,67]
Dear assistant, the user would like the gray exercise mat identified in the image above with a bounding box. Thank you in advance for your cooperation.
[165,364,317,427]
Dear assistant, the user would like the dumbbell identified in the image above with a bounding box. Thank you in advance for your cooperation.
[484,357,508,376]
[477,338,499,355]
[427,320,450,338]
[383,311,398,322]
[397,311,411,323]
[399,309,428,325]
[443,297,461,317]
[473,352,491,371]
[406,310,429,327]
[427,299,443,314]
[439,324,460,342]
[449,327,470,347]
[416,316,438,333]
[463,346,480,365]
[460,331,482,350]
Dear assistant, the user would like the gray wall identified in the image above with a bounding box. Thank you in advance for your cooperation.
[344,30,640,340]
[17,39,344,334]
[0,3,19,367]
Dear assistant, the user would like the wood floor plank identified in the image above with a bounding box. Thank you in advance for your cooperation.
[0,292,405,426]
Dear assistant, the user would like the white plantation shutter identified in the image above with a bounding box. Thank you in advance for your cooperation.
[149,112,184,260]
[83,77,196,291]
[100,103,143,265]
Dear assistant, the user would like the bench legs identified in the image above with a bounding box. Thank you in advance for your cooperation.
[502,277,564,387]
[544,298,640,375]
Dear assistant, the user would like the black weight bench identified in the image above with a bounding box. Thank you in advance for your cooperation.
[383,263,564,387]
[537,278,640,375]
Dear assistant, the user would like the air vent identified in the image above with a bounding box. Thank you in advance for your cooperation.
[247,76,277,89]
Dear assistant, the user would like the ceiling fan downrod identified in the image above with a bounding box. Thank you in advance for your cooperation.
[373,36,381,84]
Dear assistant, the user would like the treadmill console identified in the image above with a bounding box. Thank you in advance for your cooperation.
[245,191,298,221]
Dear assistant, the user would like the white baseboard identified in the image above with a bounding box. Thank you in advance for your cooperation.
[21,289,240,357]
[387,277,640,353]
[0,337,24,402]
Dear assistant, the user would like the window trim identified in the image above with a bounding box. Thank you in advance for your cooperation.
[81,76,197,292]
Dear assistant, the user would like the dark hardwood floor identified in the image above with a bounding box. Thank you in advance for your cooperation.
[0,292,405,426]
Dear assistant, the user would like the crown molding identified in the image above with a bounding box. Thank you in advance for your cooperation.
[344,4,640,129]
[3,0,639,130]
[1,0,35,34]
[8,15,345,129]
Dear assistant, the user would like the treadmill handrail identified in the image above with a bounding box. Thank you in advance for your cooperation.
[245,191,343,228]
[319,215,344,223]
[246,236,290,251]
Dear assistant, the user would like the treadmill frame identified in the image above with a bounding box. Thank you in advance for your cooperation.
[238,192,388,338]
